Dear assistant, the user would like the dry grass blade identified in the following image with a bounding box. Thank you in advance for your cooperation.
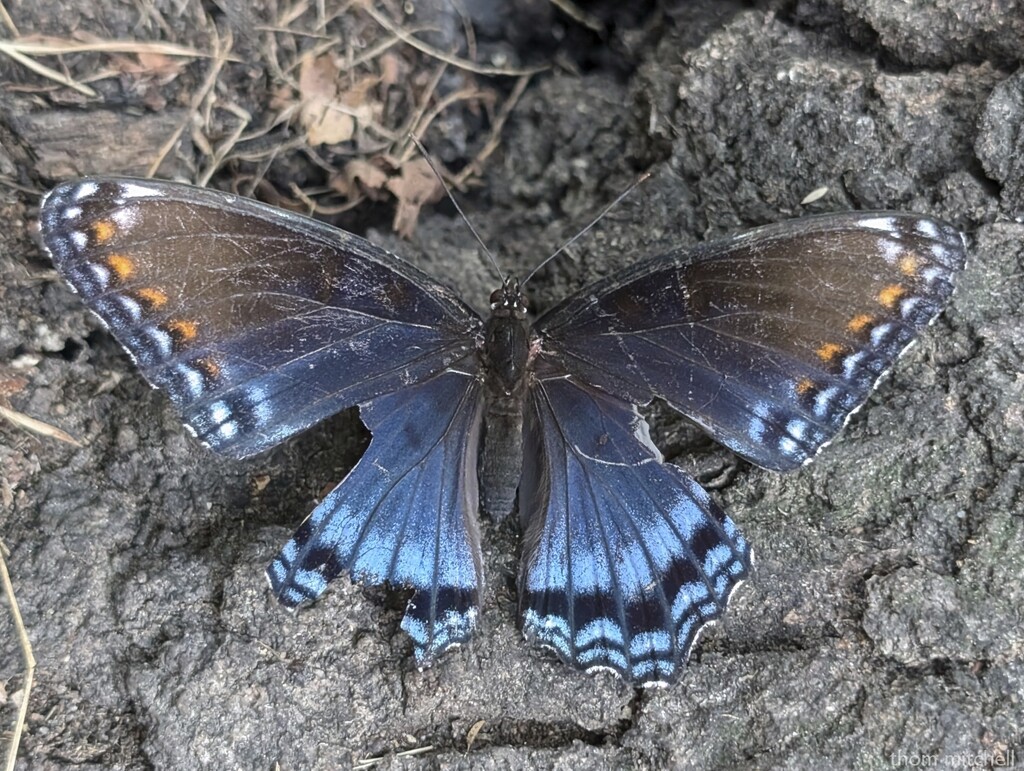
[0,42,97,96]
[548,0,604,32]
[353,744,435,770]
[0,548,36,771]
[0,404,82,447]
[0,36,232,98]
[363,5,548,77]
[391,59,448,159]
[0,1,18,36]
[0,36,236,60]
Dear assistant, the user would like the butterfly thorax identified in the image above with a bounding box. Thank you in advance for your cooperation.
[478,276,532,519]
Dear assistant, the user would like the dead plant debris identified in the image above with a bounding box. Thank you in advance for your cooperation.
[5,2,541,235]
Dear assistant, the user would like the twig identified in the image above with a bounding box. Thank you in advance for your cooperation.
[197,101,253,186]
[363,5,547,77]
[147,28,233,178]
[392,59,448,159]
[403,86,492,164]
[454,73,531,186]
[1,547,36,771]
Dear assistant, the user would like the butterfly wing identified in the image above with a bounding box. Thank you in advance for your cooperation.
[267,358,484,663]
[519,359,751,686]
[40,178,482,458]
[534,213,966,471]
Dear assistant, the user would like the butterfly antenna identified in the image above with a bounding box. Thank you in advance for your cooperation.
[409,135,505,282]
[522,171,652,286]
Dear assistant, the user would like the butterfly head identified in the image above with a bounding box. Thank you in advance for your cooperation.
[489,276,528,320]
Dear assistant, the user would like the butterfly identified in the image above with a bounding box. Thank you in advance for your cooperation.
[39,177,966,686]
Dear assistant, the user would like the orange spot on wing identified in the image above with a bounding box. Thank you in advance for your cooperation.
[135,287,168,309]
[166,319,198,344]
[92,220,117,243]
[816,342,845,364]
[877,284,906,310]
[899,253,921,277]
[105,254,135,281]
[196,356,221,380]
[796,377,815,395]
[847,314,875,334]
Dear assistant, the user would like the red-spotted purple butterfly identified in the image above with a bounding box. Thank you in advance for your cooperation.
[39,178,965,686]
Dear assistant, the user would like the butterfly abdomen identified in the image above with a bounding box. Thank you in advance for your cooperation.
[478,306,531,518]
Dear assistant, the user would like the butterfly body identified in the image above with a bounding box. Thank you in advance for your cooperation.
[39,177,966,686]
[479,277,532,518]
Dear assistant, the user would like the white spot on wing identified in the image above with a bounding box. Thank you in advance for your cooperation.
[116,183,161,200]
[779,436,800,456]
[786,419,807,441]
[209,401,231,423]
[871,321,896,347]
[177,364,205,399]
[63,206,82,220]
[73,182,99,201]
[814,386,840,417]
[145,326,173,359]
[112,294,143,323]
[247,386,273,426]
[111,207,138,229]
[914,219,939,239]
[900,296,923,319]
[878,238,903,263]
[86,262,111,288]
[859,216,897,233]
[842,350,869,378]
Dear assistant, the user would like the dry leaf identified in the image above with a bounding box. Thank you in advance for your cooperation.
[379,52,403,87]
[137,51,185,80]
[298,54,380,146]
[385,157,444,238]
[465,720,486,750]
[299,54,349,144]
[269,83,294,112]
[332,159,390,200]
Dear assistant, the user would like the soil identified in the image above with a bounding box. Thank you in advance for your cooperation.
[1,1,1022,769]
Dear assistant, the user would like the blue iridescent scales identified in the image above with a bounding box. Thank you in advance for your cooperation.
[39,178,965,686]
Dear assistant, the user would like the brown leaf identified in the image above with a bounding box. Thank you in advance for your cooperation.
[379,52,404,87]
[385,158,444,238]
[298,54,380,146]
[138,51,185,79]
[465,720,486,750]
[299,54,349,144]
[331,159,390,201]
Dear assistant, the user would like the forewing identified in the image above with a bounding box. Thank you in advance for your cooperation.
[535,213,966,471]
[519,360,751,686]
[267,360,484,664]
[40,178,482,458]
